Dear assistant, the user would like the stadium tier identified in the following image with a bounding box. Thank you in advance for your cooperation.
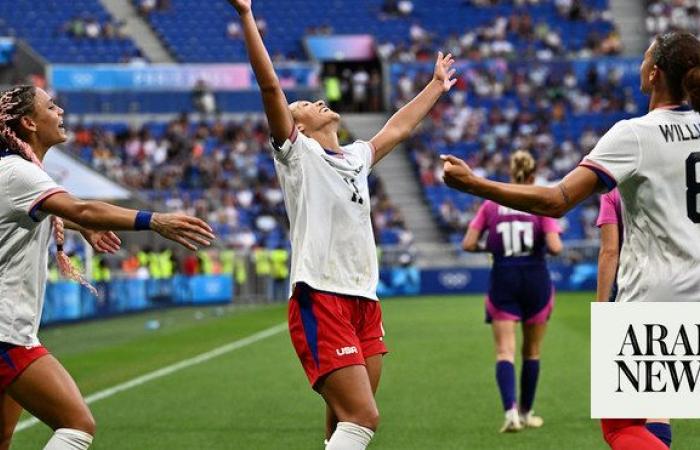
[65,118,412,249]
[393,57,643,244]
[0,0,140,63]
[144,0,616,62]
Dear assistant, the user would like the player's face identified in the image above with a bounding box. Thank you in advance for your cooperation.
[289,100,340,133]
[26,88,66,146]
[640,42,657,95]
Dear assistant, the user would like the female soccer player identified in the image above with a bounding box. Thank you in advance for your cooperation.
[229,1,456,448]
[442,31,700,450]
[596,189,672,449]
[462,150,562,433]
[0,85,215,450]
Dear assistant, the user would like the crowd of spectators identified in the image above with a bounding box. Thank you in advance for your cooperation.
[396,58,643,242]
[646,0,700,36]
[62,15,129,41]
[376,0,621,63]
[65,117,412,251]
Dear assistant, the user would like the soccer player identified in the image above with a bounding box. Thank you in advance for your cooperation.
[596,189,673,448]
[0,85,215,450]
[462,150,562,433]
[441,31,700,450]
[229,1,456,448]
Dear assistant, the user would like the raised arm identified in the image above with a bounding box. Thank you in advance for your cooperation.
[441,156,602,218]
[40,193,215,251]
[229,0,293,144]
[370,52,457,165]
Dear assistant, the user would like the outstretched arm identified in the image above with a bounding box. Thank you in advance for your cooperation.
[441,155,602,218]
[40,193,215,251]
[370,52,457,166]
[230,0,293,144]
[61,219,122,254]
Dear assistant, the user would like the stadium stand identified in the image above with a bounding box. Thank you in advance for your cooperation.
[64,118,413,250]
[0,0,141,63]
[646,0,700,35]
[141,0,618,62]
[394,57,645,245]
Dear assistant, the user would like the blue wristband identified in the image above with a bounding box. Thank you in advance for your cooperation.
[134,210,153,230]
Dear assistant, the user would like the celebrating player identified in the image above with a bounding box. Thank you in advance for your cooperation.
[442,31,700,449]
[229,0,456,448]
[596,188,673,448]
[0,85,215,450]
[462,150,562,433]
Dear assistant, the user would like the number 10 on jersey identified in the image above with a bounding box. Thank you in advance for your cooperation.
[496,221,534,257]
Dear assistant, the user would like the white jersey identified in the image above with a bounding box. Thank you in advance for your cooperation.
[272,129,378,300]
[0,152,66,345]
[581,105,700,302]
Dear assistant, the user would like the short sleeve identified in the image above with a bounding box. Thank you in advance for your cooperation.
[270,128,306,164]
[580,120,640,190]
[7,162,66,222]
[469,201,490,232]
[541,216,562,234]
[358,140,375,169]
[596,189,621,227]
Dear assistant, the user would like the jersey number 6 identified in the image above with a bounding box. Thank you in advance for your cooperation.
[686,152,700,223]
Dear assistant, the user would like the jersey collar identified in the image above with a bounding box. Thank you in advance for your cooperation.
[655,103,693,112]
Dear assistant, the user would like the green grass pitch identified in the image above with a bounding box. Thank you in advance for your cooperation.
[11,293,700,449]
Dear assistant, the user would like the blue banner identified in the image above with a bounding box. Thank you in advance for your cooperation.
[50,63,319,91]
[378,263,597,297]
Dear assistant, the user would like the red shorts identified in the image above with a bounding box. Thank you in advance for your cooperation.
[0,342,49,391]
[288,283,388,388]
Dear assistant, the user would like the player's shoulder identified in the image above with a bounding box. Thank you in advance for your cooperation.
[0,153,34,177]
[341,139,373,154]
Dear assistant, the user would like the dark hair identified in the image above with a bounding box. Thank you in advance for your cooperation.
[510,150,536,184]
[652,32,700,112]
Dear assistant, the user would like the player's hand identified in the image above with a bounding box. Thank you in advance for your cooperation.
[433,51,458,93]
[228,0,252,15]
[150,213,215,251]
[441,154,476,192]
[82,230,121,254]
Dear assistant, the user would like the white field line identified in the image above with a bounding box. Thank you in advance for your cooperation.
[16,322,288,432]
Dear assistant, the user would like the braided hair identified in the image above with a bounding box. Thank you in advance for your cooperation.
[0,86,96,295]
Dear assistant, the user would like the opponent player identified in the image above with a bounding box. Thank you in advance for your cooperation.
[442,31,700,449]
[462,151,562,433]
[596,188,673,448]
[0,85,215,450]
[229,1,456,448]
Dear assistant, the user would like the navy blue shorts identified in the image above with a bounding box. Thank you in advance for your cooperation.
[485,264,554,324]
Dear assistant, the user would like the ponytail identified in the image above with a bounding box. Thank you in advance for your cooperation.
[683,66,700,113]
[0,86,96,295]
[510,150,536,184]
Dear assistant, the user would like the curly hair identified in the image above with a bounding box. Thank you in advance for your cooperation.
[0,86,95,294]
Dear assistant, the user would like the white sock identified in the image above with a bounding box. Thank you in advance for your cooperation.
[44,428,93,450]
[326,422,374,450]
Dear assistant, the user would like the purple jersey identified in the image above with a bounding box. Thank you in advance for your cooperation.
[469,200,562,265]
